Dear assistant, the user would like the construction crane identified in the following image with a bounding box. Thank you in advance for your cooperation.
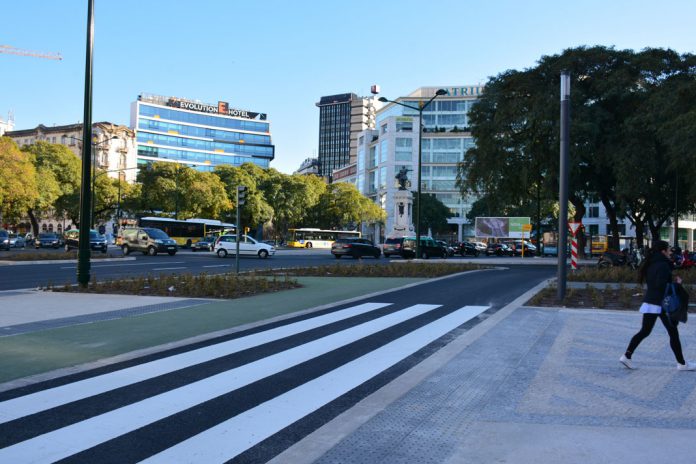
[0,45,62,60]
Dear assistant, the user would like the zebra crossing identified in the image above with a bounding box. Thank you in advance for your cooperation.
[0,300,489,463]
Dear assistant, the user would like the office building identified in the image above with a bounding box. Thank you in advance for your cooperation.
[131,93,274,171]
[355,86,483,242]
[316,93,376,178]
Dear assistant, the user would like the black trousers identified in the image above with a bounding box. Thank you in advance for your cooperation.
[626,312,685,365]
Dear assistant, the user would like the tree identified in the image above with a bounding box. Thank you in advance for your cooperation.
[413,194,452,235]
[0,137,38,224]
[23,141,80,232]
[310,182,385,230]
[135,162,231,220]
[459,46,696,252]
[214,164,273,228]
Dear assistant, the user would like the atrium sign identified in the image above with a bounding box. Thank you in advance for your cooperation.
[445,86,484,97]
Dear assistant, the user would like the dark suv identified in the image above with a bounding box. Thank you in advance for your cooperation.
[121,227,178,256]
[383,237,405,258]
[331,238,381,259]
[401,236,448,259]
[457,241,480,257]
[63,229,108,253]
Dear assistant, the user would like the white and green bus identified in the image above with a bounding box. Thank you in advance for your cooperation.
[286,228,360,249]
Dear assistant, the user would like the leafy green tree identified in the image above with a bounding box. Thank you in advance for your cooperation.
[310,182,385,230]
[135,162,231,220]
[413,193,452,235]
[0,137,39,224]
[459,46,696,252]
[23,141,80,232]
[214,164,273,228]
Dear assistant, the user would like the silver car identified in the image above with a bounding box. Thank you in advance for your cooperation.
[9,233,26,248]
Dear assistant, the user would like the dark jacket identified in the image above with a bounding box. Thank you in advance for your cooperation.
[643,253,672,305]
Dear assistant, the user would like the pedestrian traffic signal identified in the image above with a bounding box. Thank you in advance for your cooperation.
[237,185,247,206]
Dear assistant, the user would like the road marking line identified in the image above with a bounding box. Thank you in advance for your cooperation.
[59,262,186,270]
[202,265,230,268]
[0,304,442,463]
[0,303,391,424]
[143,305,489,463]
[151,267,187,271]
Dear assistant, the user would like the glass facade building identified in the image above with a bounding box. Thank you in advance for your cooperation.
[316,93,375,178]
[355,86,484,242]
[131,94,274,171]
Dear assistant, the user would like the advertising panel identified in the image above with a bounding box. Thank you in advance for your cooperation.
[474,217,531,238]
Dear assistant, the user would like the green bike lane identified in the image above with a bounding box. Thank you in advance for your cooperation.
[0,276,426,388]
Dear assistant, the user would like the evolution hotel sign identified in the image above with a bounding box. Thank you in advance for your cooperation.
[166,99,266,120]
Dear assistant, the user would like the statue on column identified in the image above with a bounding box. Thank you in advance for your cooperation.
[395,166,412,190]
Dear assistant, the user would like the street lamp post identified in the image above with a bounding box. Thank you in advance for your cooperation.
[77,0,95,288]
[379,89,447,259]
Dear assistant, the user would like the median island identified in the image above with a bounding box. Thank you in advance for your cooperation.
[45,263,487,299]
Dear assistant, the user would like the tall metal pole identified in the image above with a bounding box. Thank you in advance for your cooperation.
[674,173,679,247]
[557,71,571,301]
[416,106,424,259]
[77,0,95,287]
[91,148,96,229]
[235,188,241,275]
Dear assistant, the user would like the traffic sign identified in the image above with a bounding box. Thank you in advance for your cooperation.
[522,224,532,232]
[568,222,582,236]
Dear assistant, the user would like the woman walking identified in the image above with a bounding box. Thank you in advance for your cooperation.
[620,240,695,370]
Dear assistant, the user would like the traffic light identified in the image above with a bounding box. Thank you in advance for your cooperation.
[237,185,247,206]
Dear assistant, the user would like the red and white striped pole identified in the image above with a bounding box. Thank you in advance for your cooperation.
[568,222,582,271]
[571,237,578,270]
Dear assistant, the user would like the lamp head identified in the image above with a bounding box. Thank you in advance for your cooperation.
[435,89,447,96]
[378,97,388,103]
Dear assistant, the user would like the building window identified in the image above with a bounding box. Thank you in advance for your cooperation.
[589,224,599,235]
[381,124,388,134]
[587,206,600,218]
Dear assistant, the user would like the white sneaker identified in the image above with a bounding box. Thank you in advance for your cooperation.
[677,362,696,371]
[620,355,634,369]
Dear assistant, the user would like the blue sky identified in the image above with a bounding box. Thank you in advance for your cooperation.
[1,0,694,174]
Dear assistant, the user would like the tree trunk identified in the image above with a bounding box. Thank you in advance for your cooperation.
[627,211,646,248]
[600,193,620,250]
[27,209,40,237]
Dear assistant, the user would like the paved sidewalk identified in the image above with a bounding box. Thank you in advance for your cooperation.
[275,296,696,463]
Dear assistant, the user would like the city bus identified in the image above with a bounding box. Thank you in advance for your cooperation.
[137,217,236,247]
[286,228,360,249]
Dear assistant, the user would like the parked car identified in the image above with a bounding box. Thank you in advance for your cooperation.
[331,238,381,259]
[9,233,26,248]
[401,236,448,259]
[506,240,537,256]
[214,234,275,259]
[436,240,456,257]
[121,227,178,256]
[0,230,9,251]
[35,232,61,249]
[486,243,513,256]
[63,229,108,253]
[382,237,405,258]
[191,236,216,252]
[457,241,480,257]
[473,241,488,253]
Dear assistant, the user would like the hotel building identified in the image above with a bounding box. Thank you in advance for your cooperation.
[131,94,274,171]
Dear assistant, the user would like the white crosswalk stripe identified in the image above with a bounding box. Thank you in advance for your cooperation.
[0,302,391,424]
[0,303,489,463]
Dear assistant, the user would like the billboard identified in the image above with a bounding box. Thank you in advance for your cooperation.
[474,217,531,238]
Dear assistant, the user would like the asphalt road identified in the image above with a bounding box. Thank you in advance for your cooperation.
[0,246,547,291]
[0,265,553,463]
